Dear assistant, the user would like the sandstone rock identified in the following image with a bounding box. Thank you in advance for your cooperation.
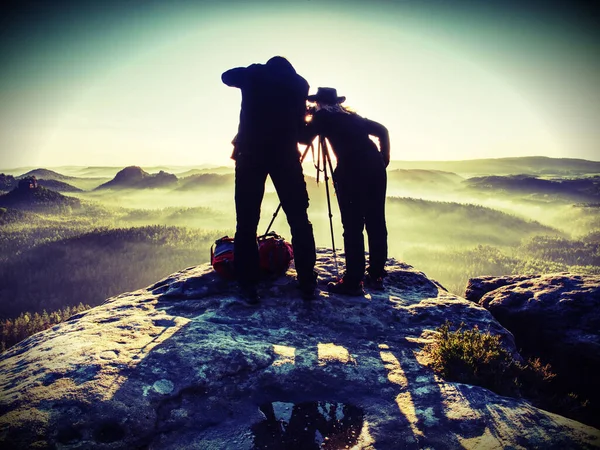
[467,273,600,428]
[469,273,600,362]
[465,274,541,303]
[1,253,599,449]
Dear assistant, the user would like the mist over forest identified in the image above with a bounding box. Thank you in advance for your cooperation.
[1,156,599,349]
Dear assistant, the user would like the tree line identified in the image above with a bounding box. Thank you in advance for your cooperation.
[1,303,91,352]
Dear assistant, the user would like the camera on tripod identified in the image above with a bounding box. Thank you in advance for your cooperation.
[305,105,317,123]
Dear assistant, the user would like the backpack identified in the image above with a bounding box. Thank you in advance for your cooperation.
[210,236,235,280]
[210,232,294,280]
[257,231,294,276]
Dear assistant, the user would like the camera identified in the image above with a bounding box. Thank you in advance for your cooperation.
[305,106,317,123]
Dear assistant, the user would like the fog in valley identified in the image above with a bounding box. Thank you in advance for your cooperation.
[1,157,599,340]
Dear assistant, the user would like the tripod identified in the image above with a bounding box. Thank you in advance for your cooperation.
[264,136,339,275]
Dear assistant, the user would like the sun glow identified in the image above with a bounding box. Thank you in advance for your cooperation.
[1,2,598,169]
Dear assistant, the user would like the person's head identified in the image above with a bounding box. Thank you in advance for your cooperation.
[307,87,346,107]
[307,87,353,114]
[266,56,296,75]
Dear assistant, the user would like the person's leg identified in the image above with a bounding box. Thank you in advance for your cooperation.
[364,167,388,280]
[269,156,317,294]
[333,168,365,287]
[234,158,268,298]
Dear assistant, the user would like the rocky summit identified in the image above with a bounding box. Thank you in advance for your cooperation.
[466,273,600,428]
[1,251,599,449]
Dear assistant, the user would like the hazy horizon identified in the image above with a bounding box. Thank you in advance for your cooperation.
[1,0,599,168]
[2,154,600,174]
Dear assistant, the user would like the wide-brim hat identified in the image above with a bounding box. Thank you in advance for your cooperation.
[307,87,346,104]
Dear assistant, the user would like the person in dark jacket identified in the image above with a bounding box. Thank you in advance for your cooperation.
[222,56,317,303]
[302,87,390,295]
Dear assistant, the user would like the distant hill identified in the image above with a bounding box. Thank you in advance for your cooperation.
[177,173,235,190]
[36,179,83,192]
[95,166,178,190]
[11,169,106,191]
[463,175,600,203]
[176,166,235,177]
[50,165,231,178]
[96,166,148,189]
[385,196,561,247]
[387,169,464,192]
[0,174,17,191]
[137,171,178,189]
[299,170,465,204]
[66,167,122,178]
[0,183,80,212]
[19,168,75,181]
[389,157,600,176]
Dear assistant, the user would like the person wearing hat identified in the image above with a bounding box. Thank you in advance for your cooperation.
[222,56,317,303]
[302,87,390,295]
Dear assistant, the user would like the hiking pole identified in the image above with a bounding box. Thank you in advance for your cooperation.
[264,142,314,235]
[319,135,339,276]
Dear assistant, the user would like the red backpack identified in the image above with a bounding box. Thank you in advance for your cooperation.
[210,236,235,280]
[210,232,294,280]
[257,232,294,276]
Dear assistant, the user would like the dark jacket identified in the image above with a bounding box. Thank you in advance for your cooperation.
[222,60,309,158]
[302,109,390,170]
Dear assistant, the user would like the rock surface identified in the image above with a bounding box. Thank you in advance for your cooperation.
[465,275,538,304]
[1,253,599,449]
[466,273,600,427]
[465,273,600,367]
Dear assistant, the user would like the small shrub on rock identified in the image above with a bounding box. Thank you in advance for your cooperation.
[424,321,519,396]
[424,321,592,425]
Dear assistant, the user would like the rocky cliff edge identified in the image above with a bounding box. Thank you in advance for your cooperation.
[1,250,599,449]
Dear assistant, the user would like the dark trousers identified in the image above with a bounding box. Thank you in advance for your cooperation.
[234,154,316,287]
[334,161,388,284]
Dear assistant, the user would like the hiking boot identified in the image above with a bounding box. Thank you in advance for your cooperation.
[327,278,365,296]
[298,271,318,301]
[238,285,260,305]
[365,273,385,291]
[299,283,317,301]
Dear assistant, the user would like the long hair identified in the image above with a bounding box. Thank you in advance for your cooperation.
[316,103,356,115]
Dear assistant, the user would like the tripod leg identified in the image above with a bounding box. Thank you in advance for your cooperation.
[326,148,336,185]
[320,137,339,276]
[316,140,322,184]
[300,142,313,164]
[264,204,282,236]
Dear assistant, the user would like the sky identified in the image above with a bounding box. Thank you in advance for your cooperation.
[0,0,598,169]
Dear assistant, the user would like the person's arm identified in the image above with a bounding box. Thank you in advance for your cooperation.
[221,64,261,88]
[364,118,390,167]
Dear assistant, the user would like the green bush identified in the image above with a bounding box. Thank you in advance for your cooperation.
[424,321,519,396]
[423,322,591,425]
